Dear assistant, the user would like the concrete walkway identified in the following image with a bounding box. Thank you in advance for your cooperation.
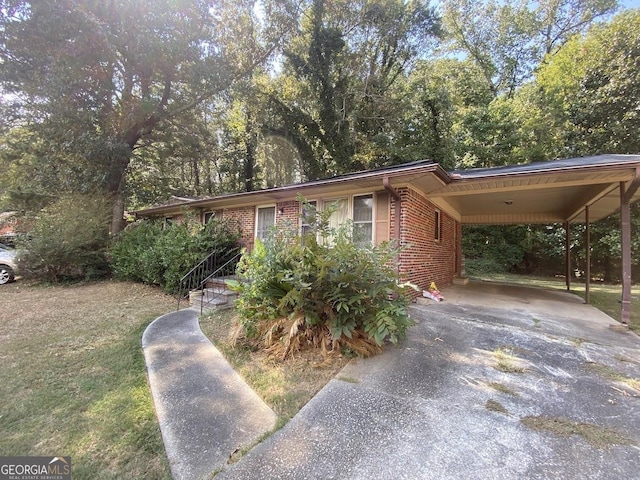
[143,282,640,480]
[142,310,277,480]
[216,282,640,480]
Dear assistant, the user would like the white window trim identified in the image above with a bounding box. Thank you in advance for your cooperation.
[202,211,215,225]
[352,193,375,246]
[316,193,377,244]
[255,204,276,240]
[300,200,318,236]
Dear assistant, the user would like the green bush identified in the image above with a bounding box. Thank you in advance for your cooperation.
[17,195,111,282]
[462,225,527,275]
[109,214,241,293]
[230,201,415,359]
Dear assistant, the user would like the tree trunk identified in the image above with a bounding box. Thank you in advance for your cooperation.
[111,192,126,236]
[244,110,257,192]
[603,254,612,283]
[105,149,132,236]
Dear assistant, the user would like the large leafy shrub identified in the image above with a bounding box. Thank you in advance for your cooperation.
[230,201,415,359]
[17,195,111,282]
[110,214,241,293]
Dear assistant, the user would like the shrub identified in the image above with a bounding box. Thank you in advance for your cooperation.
[230,201,416,359]
[110,214,241,293]
[17,195,111,282]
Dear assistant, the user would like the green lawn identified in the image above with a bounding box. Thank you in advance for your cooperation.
[473,273,640,331]
[0,281,176,479]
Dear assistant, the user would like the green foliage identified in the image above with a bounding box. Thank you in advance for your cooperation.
[17,195,111,282]
[263,0,441,176]
[230,201,415,358]
[0,0,285,232]
[110,215,241,293]
[462,225,528,275]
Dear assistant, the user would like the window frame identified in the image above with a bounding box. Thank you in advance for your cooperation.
[300,200,318,238]
[352,193,374,246]
[202,211,215,225]
[434,208,441,242]
[255,204,276,241]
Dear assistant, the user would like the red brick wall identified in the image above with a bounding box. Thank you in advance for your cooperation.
[394,187,460,298]
[276,201,301,231]
[222,202,303,251]
[222,206,255,251]
[213,192,461,296]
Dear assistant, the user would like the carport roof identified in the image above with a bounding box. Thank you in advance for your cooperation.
[433,154,640,224]
[134,154,640,225]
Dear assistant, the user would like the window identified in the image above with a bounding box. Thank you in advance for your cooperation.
[322,198,348,243]
[300,201,317,238]
[353,194,373,246]
[434,209,441,241]
[202,211,215,224]
[256,206,275,241]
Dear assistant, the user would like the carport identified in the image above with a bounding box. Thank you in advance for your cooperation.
[428,154,640,325]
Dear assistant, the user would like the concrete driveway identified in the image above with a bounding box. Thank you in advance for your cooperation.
[217,281,640,480]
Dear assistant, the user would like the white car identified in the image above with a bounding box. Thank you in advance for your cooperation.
[0,244,17,284]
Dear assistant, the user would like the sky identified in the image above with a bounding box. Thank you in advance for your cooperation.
[622,0,640,9]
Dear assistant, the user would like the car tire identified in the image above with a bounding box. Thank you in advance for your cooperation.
[0,264,15,285]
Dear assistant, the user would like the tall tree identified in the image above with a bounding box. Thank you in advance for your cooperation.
[0,0,294,233]
[263,0,441,178]
[536,8,640,155]
[442,0,618,97]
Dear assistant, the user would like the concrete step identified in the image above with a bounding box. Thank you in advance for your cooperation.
[205,275,240,290]
[189,290,238,311]
[203,287,237,297]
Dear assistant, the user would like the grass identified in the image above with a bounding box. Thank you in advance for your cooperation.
[493,347,528,374]
[0,280,176,479]
[198,310,349,422]
[488,381,519,397]
[474,273,640,331]
[521,415,636,449]
[485,399,509,415]
[584,363,640,393]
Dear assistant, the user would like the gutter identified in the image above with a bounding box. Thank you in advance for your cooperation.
[383,176,402,246]
[133,160,449,217]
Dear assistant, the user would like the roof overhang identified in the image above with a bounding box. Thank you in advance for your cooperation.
[133,160,450,217]
[430,155,640,224]
[133,154,640,225]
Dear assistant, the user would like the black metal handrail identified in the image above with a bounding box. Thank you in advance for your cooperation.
[177,247,240,310]
[197,251,243,314]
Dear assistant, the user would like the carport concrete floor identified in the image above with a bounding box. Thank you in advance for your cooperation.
[216,280,640,480]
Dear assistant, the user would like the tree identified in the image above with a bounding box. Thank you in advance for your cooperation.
[442,0,618,97]
[263,0,441,178]
[537,8,640,155]
[569,10,640,154]
[0,0,294,233]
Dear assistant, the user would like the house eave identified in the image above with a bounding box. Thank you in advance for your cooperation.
[133,160,450,217]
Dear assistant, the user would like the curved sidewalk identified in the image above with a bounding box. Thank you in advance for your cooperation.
[142,309,277,480]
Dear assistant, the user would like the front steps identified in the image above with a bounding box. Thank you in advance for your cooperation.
[188,277,239,311]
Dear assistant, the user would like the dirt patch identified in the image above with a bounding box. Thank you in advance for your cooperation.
[485,399,509,415]
[584,362,640,396]
[488,381,519,397]
[493,347,529,373]
[199,310,350,421]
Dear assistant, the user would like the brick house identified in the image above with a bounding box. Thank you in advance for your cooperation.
[134,154,640,317]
